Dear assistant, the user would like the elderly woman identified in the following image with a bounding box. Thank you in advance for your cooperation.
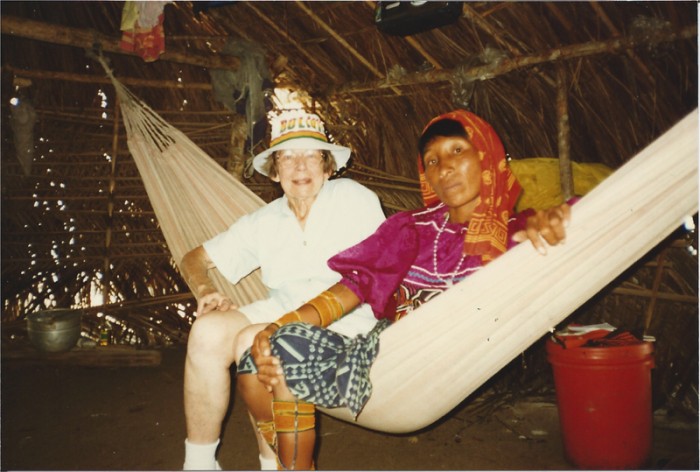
[179,110,385,470]
[236,109,571,469]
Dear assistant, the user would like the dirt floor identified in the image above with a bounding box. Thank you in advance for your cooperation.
[2,345,698,471]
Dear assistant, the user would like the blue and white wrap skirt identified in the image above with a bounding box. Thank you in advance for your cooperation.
[238,319,390,418]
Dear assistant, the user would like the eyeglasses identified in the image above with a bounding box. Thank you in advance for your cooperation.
[275,151,324,168]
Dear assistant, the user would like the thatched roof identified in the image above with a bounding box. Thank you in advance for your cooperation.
[1,1,697,403]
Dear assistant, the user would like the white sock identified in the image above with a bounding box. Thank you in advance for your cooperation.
[183,439,221,470]
[259,453,278,470]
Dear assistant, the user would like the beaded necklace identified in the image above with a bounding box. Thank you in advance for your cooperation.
[432,213,467,287]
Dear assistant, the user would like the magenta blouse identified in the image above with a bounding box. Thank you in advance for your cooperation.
[328,203,531,322]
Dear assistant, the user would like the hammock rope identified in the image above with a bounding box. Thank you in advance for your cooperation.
[103,60,697,433]
[100,57,268,306]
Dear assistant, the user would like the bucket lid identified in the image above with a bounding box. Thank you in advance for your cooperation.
[546,336,654,363]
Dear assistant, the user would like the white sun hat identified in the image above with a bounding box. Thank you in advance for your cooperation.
[253,110,352,176]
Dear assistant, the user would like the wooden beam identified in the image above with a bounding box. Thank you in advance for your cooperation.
[3,241,167,249]
[4,253,172,264]
[332,24,697,95]
[4,64,212,90]
[613,286,696,304]
[2,195,150,202]
[2,228,162,236]
[1,15,240,70]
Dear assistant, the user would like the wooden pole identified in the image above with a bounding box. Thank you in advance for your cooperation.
[1,15,240,70]
[4,65,212,90]
[102,95,121,304]
[556,64,574,200]
[227,115,248,180]
[331,24,697,95]
[643,249,668,332]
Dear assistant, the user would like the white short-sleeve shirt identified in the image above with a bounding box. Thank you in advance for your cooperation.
[203,178,385,337]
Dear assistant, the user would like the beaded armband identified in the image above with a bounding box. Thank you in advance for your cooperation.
[271,310,302,328]
[307,290,344,327]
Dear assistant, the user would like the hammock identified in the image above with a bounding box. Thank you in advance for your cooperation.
[338,109,698,432]
[107,68,697,434]
[108,70,268,306]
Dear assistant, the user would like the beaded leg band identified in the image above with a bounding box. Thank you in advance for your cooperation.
[273,400,316,470]
[256,419,277,451]
[273,400,316,433]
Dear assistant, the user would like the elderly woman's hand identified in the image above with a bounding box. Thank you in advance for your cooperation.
[251,324,284,391]
[196,287,236,317]
[514,203,571,255]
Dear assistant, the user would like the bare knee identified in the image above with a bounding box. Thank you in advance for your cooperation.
[233,323,268,364]
[187,311,250,366]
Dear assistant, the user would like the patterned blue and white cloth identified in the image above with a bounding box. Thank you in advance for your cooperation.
[238,319,390,418]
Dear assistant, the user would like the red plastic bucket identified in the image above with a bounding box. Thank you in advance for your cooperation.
[546,338,654,469]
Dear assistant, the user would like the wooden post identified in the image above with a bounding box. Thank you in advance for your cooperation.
[556,65,574,200]
[643,249,668,333]
[102,96,120,303]
[227,115,248,181]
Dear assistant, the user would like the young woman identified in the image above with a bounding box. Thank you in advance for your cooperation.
[237,109,570,469]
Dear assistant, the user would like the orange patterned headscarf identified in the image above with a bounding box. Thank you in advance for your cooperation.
[418,110,522,263]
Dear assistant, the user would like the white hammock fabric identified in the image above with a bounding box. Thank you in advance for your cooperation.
[109,70,697,433]
[340,109,698,432]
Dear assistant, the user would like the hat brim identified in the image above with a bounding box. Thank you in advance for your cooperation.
[253,137,352,176]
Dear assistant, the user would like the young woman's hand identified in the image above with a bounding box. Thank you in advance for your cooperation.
[251,324,284,391]
[514,203,571,255]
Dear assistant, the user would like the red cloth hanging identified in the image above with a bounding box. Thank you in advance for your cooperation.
[119,2,169,62]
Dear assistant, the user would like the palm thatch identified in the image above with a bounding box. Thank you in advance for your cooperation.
[1,2,697,413]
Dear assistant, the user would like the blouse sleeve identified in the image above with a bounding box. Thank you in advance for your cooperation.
[328,211,419,317]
